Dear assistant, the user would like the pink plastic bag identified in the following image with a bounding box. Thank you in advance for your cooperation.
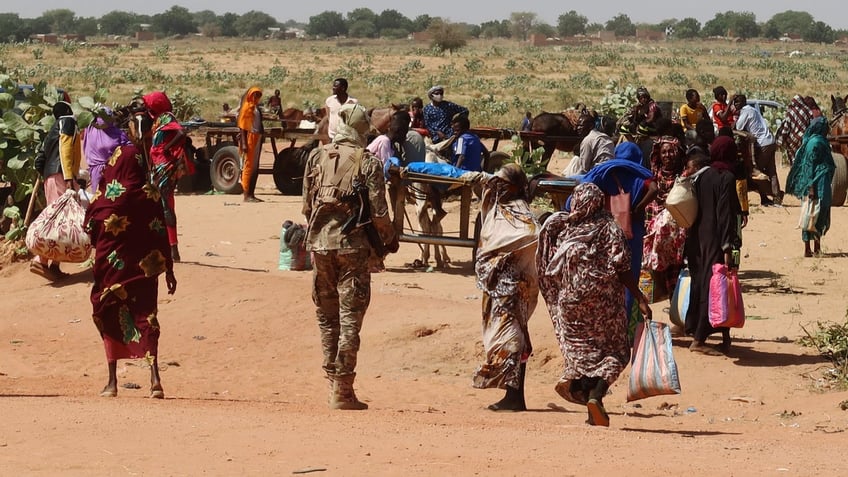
[708,263,745,328]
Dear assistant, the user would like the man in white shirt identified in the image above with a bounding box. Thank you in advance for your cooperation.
[324,78,358,141]
[733,94,783,206]
[564,113,614,176]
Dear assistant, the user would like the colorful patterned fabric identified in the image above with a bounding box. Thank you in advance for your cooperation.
[423,101,468,140]
[776,95,816,165]
[537,183,631,396]
[85,141,173,361]
[473,168,539,389]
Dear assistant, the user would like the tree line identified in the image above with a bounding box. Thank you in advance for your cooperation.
[0,7,844,44]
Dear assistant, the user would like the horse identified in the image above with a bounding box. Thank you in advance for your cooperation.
[368,104,407,135]
[528,106,594,162]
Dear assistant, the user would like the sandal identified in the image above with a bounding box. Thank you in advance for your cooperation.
[586,399,610,427]
[48,264,71,280]
[150,385,165,399]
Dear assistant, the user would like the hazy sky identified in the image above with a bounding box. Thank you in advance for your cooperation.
[5,1,846,29]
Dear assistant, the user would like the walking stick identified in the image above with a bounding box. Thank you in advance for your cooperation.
[23,175,43,227]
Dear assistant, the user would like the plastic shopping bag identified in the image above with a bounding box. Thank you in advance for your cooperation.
[627,320,682,402]
[708,263,745,328]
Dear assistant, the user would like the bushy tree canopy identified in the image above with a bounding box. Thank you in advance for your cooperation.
[307,10,347,38]
[762,11,814,39]
[510,12,537,41]
[675,18,702,39]
[605,14,635,37]
[428,19,467,52]
[557,10,587,37]
[234,10,278,38]
[152,6,197,36]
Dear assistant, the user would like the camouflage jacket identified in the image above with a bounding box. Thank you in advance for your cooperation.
[302,142,395,251]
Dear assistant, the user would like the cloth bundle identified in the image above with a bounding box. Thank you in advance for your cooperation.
[665,175,698,228]
[25,189,91,263]
[798,196,820,233]
[278,220,311,271]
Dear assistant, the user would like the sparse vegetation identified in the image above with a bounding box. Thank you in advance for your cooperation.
[799,314,848,387]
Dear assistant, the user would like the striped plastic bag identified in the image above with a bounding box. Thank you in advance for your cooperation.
[627,320,682,402]
[669,268,691,327]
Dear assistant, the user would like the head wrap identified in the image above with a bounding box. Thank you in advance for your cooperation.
[650,136,682,172]
[709,135,738,172]
[785,117,835,200]
[614,141,643,164]
[568,182,605,224]
[332,103,370,146]
[237,86,262,131]
[142,91,173,118]
[427,85,444,97]
[52,101,72,119]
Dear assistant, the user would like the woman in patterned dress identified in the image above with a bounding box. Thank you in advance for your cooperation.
[472,164,539,412]
[84,122,177,399]
[642,136,687,298]
[537,182,651,426]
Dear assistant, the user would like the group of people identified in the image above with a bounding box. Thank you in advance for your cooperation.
[22,77,837,429]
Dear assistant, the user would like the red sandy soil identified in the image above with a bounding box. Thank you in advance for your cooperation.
[2,154,847,475]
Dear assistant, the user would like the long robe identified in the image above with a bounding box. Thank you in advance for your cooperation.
[85,142,173,361]
[785,117,836,241]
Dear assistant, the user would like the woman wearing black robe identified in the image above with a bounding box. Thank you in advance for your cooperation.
[684,136,742,354]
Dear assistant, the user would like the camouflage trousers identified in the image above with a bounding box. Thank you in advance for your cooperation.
[312,248,371,378]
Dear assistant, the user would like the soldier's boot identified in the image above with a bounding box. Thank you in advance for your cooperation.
[326,373,334,405]
[330,373,368,410]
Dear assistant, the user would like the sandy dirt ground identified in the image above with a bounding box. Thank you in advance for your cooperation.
[2,152,848,476]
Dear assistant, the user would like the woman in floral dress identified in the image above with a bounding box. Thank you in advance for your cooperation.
[537,183,651,426]
[472,164,539,412]
[85,122,177,399]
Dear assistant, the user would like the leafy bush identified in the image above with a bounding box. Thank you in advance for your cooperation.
[800,315,848,387]
[507,134,548,177]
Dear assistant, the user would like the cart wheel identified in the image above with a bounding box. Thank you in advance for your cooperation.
[210,145,243,194]
[273,147,308,195]
[484,151,510,174]
[471,211,482,262]
[831,152,847,207]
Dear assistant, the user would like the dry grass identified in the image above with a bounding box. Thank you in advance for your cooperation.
[2,36,847,126]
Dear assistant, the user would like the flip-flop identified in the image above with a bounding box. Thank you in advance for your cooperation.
[99,389,117,397]
[586,399,610,427]
[150,386,165,399]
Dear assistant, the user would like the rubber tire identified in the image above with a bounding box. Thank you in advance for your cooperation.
[485,151,509,174]
[831,152,847,207]
[273,147,307,196]
[210,145,243,194]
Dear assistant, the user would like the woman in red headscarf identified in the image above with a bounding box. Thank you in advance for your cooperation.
[84,123,177,399]
[142,91,190,261]
[238,86,264,202]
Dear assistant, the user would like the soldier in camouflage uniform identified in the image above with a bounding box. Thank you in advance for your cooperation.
[302,103,399,410]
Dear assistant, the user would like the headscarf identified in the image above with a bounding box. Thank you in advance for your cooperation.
[237,86,262,131]
[650,136,683,174]
[333,103,370,147]
[537,182,629,303]
[142,91,173,118]
[477,163,537,258]
[579,142,652,209]
[709,135,738,172]
[84,108,134,193]
[786,116,836,199]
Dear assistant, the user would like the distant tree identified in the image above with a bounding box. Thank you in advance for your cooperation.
[532,23,556,38]
[803,21,835,43]
[76,17,99,36]
[234,11,278,38]
[763,11,814,39]
[220,13,239,37]
[0,13,27,42]
[586,22,604,34]
[675,17,701,38]
[376,9,412,37]
[199,22,223,40]
[152,6,197,36]
[557,10,587,37]
[193,10,219,30]
[509,11,537,41]
[307,11,347,38]
[703,11,759,39]
[605,13,636,37]
[467,24,482,39]
[38,9,77,34]
[411,15,432,32]
[428,19,467,52]
[348,20,377,38]
[99,11,140,36]
[346,8,376,27]
[479,20,511,39]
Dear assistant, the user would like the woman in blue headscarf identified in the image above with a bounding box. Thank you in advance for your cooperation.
[579,142,658,336]
[785,116,836,257]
